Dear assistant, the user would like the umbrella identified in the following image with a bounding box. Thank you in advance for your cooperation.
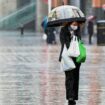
[47,5,86,27]
[41,16,48,31]
[87,15,96,21]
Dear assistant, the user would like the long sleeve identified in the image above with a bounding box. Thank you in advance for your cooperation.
[59,27,65,62]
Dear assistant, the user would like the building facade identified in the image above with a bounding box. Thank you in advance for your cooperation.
[0,0,36,30]
[0,0,35,18]
[69,0,105,20]
[0,0,17,18]
[92,0,105,20]
[52,0,69,8]
[17,0,34,8]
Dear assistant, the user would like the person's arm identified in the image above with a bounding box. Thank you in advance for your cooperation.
[59,27,65,62]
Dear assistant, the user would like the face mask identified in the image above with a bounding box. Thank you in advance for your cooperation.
[70,25,78,31]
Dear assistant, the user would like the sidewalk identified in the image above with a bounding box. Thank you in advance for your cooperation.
[0,30,42,36]
[82,34,97,45]
[0,32,104,105]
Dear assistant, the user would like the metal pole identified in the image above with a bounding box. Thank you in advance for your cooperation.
[36,0,48,32]
[48,0,52,13]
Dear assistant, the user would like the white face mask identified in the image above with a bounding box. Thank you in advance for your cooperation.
[70,25,78,31]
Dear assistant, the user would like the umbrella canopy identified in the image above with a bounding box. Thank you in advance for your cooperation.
[41,16,48,31]
[47,5,86,27]
[87,15,96,21]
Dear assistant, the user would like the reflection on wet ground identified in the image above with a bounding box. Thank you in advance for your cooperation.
[0,35,105,105]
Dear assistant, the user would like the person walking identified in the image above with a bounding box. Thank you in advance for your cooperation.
[45,27,57,44]
[59,21,82,105]
[87,20,94,44]
[41,16,57,44]
[19,24,24,36]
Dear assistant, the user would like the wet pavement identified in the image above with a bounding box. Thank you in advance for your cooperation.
[0,33,105,105]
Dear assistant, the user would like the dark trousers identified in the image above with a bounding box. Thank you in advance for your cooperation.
[20,28,24,35]
[65,58,81,100]
[89,34,92,44]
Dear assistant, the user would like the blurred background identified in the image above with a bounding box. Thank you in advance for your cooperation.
[0,0,35,31]
[0,1,105,105]
[0,0,104,32]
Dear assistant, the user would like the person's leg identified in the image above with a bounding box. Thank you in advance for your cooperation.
[65,70,76,105]
[65,68,81,99]
[73,63,81,100]
[89,34,92,44]
[52,33,57,44]
[21,28,24,36]
[65,57,81,104]
[65,70,75,100]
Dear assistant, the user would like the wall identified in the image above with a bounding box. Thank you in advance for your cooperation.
[69,0,80,8]
[17,0,31,8]
[92,0,105,20]
[0,0,17,18]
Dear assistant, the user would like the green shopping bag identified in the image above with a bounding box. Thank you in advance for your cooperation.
[76,40,86,63]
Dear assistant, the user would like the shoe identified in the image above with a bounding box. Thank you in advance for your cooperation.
[68,100,76,105]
